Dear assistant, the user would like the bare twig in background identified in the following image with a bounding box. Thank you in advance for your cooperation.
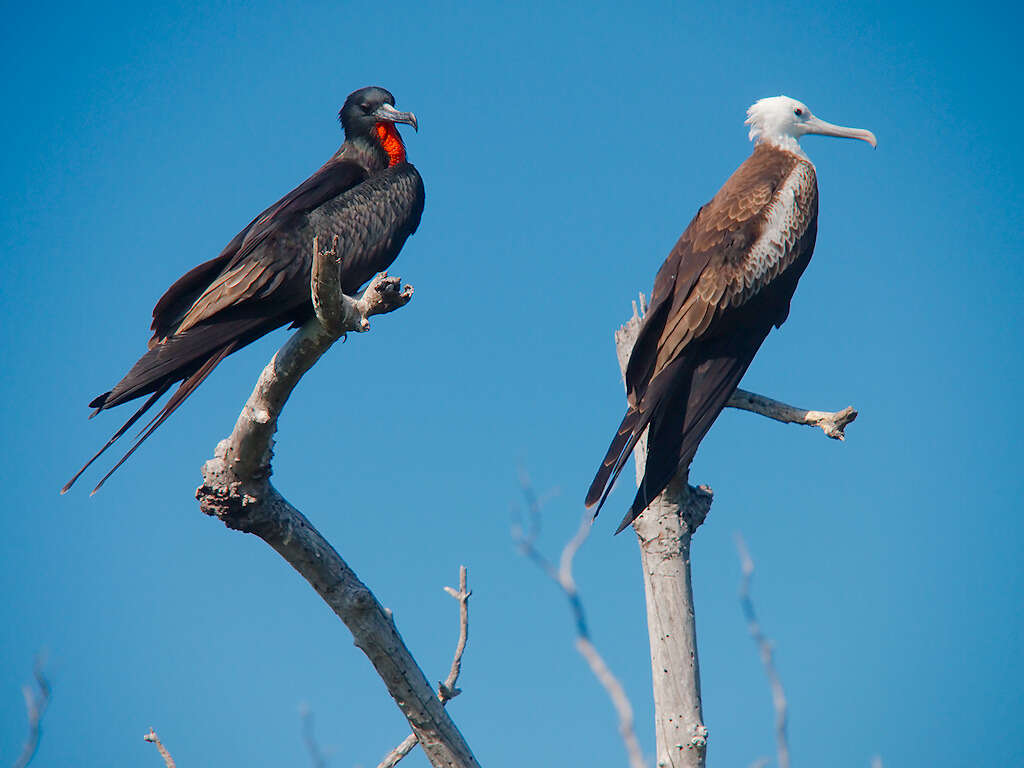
[735,535,789,768]
[377,734,418,768]
[143,728,177,768]
[375,567,472,768]
[196,238,478,768]
[300,705,329,768]
[12,655,50,768]
[440,566,472,703]
[513,475,647,768]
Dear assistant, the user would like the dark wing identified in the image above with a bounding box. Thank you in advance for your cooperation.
[66,160,424,494]
[169,158,370,336]
[311,162,425,293]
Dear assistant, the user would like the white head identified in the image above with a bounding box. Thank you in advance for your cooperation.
[745,96,876,158]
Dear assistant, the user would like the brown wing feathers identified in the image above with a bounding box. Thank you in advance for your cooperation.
[588,145,817,531]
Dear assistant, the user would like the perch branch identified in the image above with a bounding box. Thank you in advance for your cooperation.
[376,566,472,768]
[143,728,177,768]
[196,238,478,768]
[615,300,709,768]
[224,236,412,480]
[735,535,790,768]
[513,477,647,768]
[726,390,857,440]
[13,655,50,768]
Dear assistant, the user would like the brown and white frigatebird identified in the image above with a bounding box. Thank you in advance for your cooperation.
[64,86,424,494]
[586,96,875,533]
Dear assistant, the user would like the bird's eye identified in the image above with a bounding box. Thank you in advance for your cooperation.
[361,103,373,113]
[794,108,804,117]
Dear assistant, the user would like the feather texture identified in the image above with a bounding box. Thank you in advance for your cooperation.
[66,121,425,493]
[588,144,819,530]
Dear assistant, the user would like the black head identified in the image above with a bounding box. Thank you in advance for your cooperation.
[338,86,418,140]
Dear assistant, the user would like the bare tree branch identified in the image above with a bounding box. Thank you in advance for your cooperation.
[615,301,709,768]
[735,534,789,768]
[726,390,857,440]
[377,735,419,768]
[513,478,647,768]
[196,237,478,768]
[143,728,177,768]
[440,566,471,703]
[12,656,50,768]
[376,567,473,768]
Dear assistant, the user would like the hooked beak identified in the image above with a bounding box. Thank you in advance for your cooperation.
[373,103,418,132]
[803,116,876,148]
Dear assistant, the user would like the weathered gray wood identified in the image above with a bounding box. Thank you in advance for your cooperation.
[726,390,857,440]
[196,237,479,768]
[615,303,709,768]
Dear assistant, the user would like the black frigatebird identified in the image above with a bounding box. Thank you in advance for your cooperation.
[586,96,876,533]
[64,86,424,494]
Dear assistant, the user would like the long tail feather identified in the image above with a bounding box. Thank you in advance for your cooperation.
[614,344,765,534]
[614,389,691,534]
[585,407,641,508]
[61,383,171,494]
[590,409,657,519]
[88,341,237,495]
[588,356,694,520]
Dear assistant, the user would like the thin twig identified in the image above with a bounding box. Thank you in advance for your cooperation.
[12,655,50,768]
[377,734,419,768]
[440,566,471,702]
[375,567,472,768]
[513,475,647,768]
[300,705,329,768]
[143,728,177,768]
[736,534,790,768]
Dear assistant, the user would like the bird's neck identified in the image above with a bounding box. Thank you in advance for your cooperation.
[338,135,394,173]
[755,134,809,161]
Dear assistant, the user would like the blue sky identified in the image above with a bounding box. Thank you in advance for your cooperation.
[1,1,1021,767]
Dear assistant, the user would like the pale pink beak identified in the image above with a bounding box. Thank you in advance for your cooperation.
[803,116,877,148]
